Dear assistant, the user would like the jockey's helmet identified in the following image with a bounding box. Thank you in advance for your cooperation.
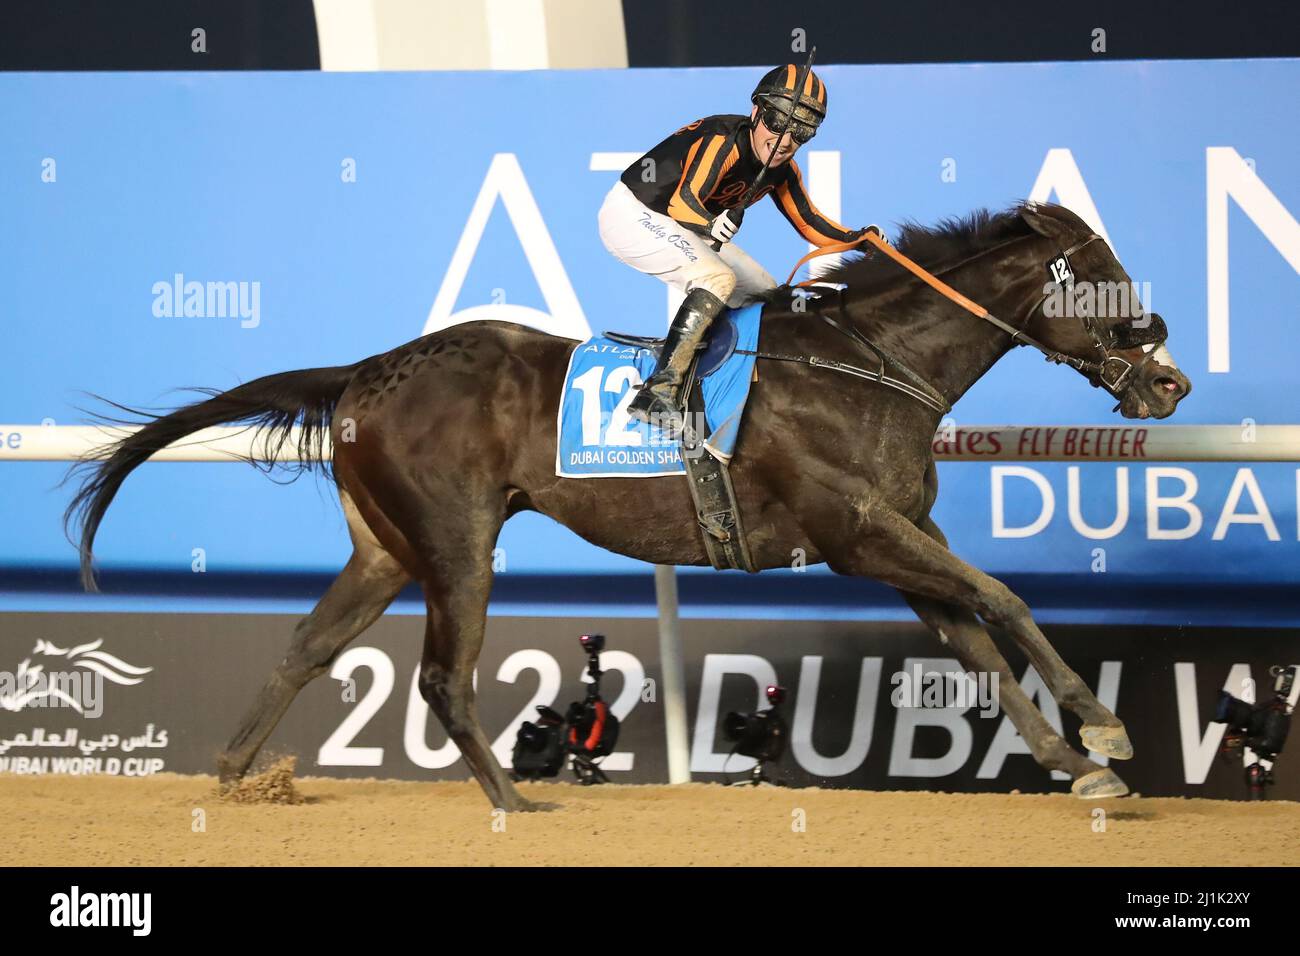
[750,64,827,143]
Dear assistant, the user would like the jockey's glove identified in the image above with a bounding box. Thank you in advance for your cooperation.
[708,210,741,244]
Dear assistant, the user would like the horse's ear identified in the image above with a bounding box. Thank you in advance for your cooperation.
[1018,200,1074,243]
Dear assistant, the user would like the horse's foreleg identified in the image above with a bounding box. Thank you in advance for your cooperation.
[899,589,1126,797]
[813,505,1129,795]
[909,516,1131,760]
[217,494,409,785]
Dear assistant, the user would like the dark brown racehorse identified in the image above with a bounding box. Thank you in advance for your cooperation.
[67,201,1190,810]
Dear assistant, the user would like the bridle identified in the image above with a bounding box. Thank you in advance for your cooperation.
[782,225,1170,405]
[1007,232,1168,399]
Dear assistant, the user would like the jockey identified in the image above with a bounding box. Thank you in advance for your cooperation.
[598,64,884,431]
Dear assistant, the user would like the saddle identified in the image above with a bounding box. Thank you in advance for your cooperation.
[603,308,755,573]
[605,308,741,379]
[597,285,874,573]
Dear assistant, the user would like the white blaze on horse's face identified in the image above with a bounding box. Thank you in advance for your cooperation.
[1150,343,1180,373]
[1123,340,1190,419]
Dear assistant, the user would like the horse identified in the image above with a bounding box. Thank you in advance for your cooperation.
[66,201,1191,811]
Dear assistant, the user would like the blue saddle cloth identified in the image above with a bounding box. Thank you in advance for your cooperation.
[555,303,762,478]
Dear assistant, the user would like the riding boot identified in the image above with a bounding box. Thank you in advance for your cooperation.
[627,287,727,434]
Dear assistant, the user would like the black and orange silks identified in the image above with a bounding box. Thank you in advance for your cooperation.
[620,114,859,246]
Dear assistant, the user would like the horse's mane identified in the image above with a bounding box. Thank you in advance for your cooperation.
[810,203,1035,291]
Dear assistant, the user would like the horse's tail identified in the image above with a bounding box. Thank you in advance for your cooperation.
[64,362,362,592]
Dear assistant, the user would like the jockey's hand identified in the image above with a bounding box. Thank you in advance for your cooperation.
[709,210,741,244]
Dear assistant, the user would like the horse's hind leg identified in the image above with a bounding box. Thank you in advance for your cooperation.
[414,538,550,813]
[346,430,541,811]
[217,490,409,785]
[899,589,1127,798]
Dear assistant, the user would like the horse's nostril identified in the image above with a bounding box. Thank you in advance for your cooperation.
[1154,376,1184,397]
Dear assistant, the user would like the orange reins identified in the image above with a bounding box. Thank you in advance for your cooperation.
[784,231,990,319]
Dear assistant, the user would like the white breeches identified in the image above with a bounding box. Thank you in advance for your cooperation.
[597,180,777,310]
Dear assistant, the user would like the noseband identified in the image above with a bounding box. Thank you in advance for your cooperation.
[1010,233,1168,399]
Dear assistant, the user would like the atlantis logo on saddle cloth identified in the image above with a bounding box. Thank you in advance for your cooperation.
[555,304,762,478]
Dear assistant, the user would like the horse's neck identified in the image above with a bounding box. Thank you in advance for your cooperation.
[849,240,1047,405]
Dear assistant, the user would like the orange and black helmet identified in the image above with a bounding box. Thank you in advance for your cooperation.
[751,64,828,126]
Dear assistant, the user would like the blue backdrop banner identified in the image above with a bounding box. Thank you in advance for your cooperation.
[1,60,1297,623]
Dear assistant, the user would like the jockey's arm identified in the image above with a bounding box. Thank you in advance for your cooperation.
[666,132,732,237]
[772,159,863,246]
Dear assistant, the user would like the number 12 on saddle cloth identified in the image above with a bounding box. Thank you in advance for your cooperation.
[555,304,762,478]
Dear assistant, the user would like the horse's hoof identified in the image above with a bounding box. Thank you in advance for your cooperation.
[1081,724,1134,760]
[507,799,562,813]
[1071,767,1130,799]
[215,757,243,789]
[524,800,563,813]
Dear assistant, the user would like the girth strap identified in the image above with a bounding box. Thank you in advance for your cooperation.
[677,361,757,573]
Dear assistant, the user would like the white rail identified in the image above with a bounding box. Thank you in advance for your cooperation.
[929,424,1300,462]
[2,424,1299,462]
[0,425,324,462]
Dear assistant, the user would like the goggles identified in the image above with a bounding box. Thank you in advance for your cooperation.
[758,103,819,144]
